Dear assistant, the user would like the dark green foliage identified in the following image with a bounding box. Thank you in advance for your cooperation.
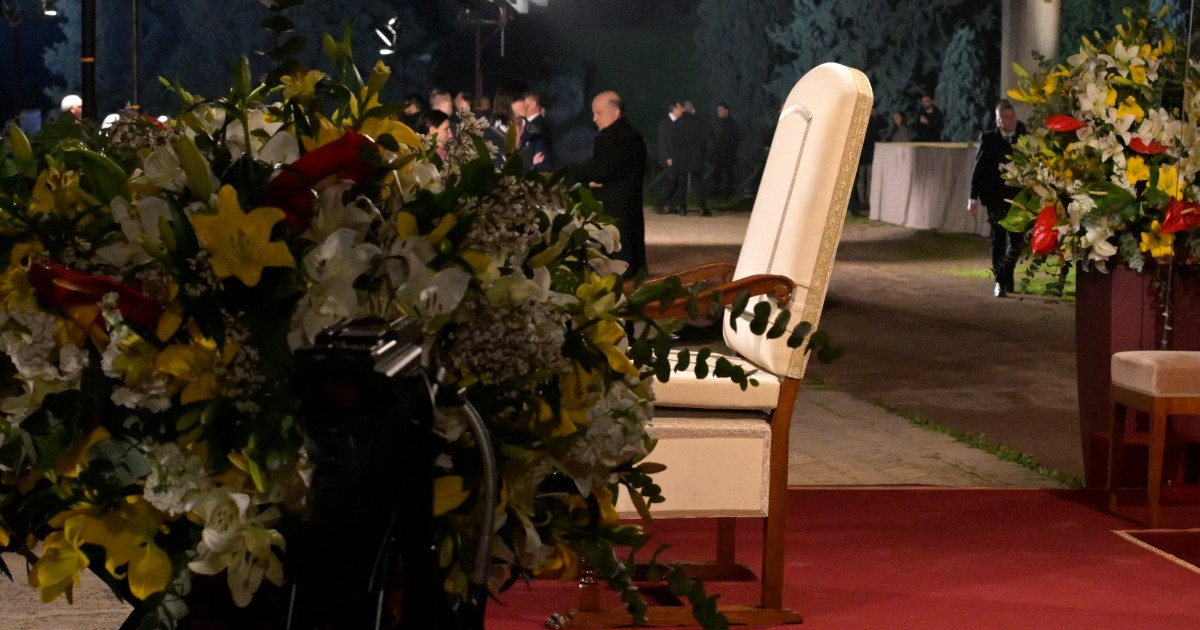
[768,0,1000,135]
[41,0,441,117]
[695,0,793,188]
[936,25,992,142]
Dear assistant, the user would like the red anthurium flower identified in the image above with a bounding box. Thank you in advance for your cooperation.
[1045,114,1086,132]
[27,262,161,328]
[1128,137,1168,155]
[266,129,379,234]
[1160,198,1200,234]
[1030,205,1060,255]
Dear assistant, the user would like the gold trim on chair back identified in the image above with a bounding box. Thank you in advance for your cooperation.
[723,63,873,379]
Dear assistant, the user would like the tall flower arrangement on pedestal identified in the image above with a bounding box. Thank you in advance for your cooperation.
[0,22,805,629]
[1002,6,1200,272]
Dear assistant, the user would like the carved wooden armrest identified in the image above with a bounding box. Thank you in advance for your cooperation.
[625,264,796,320]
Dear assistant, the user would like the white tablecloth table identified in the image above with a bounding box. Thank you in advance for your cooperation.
[868,142,990,237]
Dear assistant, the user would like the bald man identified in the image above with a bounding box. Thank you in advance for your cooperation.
[573,90,648,277]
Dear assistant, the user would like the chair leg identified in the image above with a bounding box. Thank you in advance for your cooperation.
[761,378,800,610]
[1147,405,1168,528]
[716,518,737,564]
[1107,400,1128,513]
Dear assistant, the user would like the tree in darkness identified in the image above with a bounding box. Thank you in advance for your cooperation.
[695,0,792,190]
[936,25,993,142]
[769,0,999,141]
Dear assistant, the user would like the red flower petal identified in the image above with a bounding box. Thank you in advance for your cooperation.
[266,130,378,234]
[1161,198,1200,234]
[1128,137,1168,155]
[1030,205,1060,255]
[1045,114,1086,132]
[27,262,161,328]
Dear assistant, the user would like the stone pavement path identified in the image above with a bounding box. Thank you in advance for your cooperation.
[791,388,1062,487]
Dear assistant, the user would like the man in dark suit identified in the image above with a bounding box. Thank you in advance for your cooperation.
[969,98,1028,297]
[523,90,553,172]
[668,103,708,216]
[574,90,648,277]
[655,101,684,214]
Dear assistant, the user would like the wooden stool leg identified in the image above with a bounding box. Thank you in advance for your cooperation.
[716,517,737,564]
[1108,400,1128,513]
[1146,404,1168,528]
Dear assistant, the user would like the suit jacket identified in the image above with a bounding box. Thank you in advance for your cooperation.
[669,112,706,171]
[657,115,675,165]
[970,121,1028,219]
[573,116,648,274]
[524,113,553,172]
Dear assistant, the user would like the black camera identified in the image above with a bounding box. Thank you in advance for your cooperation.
[289,316,455,630]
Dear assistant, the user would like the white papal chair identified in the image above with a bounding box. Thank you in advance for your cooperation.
[561,63,872,627]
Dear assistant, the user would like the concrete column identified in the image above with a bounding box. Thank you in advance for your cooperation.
[1001,0,1061,121]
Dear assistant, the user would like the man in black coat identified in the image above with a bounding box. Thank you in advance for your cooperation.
[574,90,648,277]
[655,101,684,213]
[969,98,1028,297]
[668,105,708,216]
[709,102,741,200]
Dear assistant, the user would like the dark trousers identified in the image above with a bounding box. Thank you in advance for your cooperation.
[669,169,707,212]
[988,217,1023,290]
[657,165,681,209]
[710,157,736,198]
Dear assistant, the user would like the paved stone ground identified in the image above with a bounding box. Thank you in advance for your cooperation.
[790,388,1062,487]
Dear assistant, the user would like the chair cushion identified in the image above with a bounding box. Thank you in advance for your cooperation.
[652,351,781,410]
[1111,351,1200,397]
[614,414,771,519]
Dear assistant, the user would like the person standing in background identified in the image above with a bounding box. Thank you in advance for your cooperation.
[709,102,741,200]
[912,93,944,141]
[573,90,648,277]
[668,101,708,216]
[969,99,1028,298]
[655,100,684,214]
[523,90,553,172]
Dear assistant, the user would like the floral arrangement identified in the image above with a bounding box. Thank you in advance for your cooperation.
[0,23,812,628]
[1002,6,1200,272]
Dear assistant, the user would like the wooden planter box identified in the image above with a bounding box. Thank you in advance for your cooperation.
[1076,262,1200,487]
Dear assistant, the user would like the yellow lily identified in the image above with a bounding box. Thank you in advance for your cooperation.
[588,320,638,379]
[1139,221,1175,258]
[155,323,237,404]
[28,167,100,218]
[1156,164,1183,200]
[55,425,112,478]
[29,528,90,603]
[1126,156,1150,185]
[280,70,326,105]
[1117,95,1146,122]
[98,498,172,600]
[433,475,472,516]
[190,185,296,287]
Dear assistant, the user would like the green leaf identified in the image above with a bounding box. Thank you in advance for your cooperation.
[787,321,814,348]
[729,290,750,319]
[269,35,308,62]
[260,15,294,33]
[674,348,691,371]
[766,309,791,339]
[63,148,128,204]
[749,301,772,335]
[694,348,711,379]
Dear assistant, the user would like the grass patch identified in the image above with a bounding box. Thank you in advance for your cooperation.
[889,407,1084,488]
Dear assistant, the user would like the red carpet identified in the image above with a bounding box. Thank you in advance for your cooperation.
[485,488,1200,629]
[1117,529,1200,575]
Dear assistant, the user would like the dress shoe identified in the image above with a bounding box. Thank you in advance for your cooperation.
[994,282,1007,298]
